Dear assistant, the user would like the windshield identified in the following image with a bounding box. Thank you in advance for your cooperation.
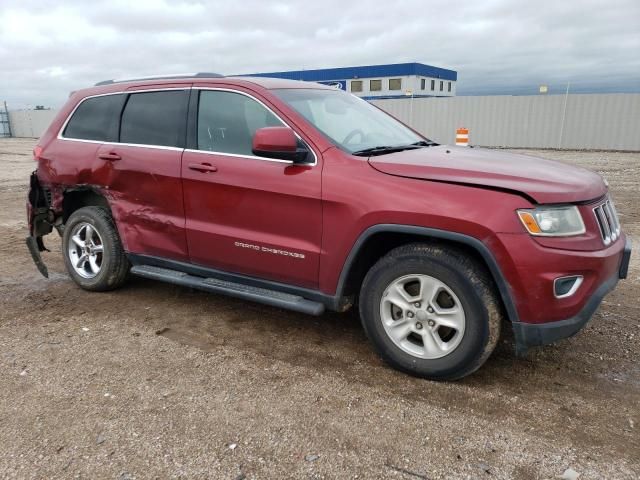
[273,88,427,154]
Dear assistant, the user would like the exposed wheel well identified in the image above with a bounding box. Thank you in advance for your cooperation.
[62,189,111,223]
[339,231,509,319]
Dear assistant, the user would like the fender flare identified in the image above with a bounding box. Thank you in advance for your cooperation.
[334,224,519,323]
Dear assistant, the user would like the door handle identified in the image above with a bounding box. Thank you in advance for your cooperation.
[98,152,121,161]
[188,163,218,173]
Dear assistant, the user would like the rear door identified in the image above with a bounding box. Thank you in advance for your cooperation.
[95,88,190,261]
[53,92,126,189]
[181,88,322,289]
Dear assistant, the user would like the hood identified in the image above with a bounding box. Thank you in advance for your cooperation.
[368,146,607,204]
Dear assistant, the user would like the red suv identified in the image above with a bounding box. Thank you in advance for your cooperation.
[26,74,631,380]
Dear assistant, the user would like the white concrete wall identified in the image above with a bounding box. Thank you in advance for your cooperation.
[371,93,640,151]
[7,93,639,150]
[8,110,58,138]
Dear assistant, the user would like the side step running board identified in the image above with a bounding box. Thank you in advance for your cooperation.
[130,265,325,316]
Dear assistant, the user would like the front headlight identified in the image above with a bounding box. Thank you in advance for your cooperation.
[517,206,585,236]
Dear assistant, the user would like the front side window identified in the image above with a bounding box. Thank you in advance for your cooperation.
[197,90,283,155]
[389,78,402,91]
[120,90,188,147]
[63,94,125,141]
[274,88,424,154]
[370,79,382,91]
[350,80,363,93]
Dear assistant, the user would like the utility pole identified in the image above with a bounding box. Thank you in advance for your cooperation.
[558,81,570,149]
[406,89,414,126]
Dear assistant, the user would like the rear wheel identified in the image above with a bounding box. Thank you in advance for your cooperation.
[62,206,129,291]
[359,243,501,380]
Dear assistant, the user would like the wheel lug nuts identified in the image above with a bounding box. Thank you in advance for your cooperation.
[427,307,434,313]
[407,312,415,318]
[428,320,435,327]
[414,302,421,308]
[415,322,423,330]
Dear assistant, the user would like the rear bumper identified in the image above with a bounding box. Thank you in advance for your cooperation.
[26,171,53,278]
[512,237,631,349]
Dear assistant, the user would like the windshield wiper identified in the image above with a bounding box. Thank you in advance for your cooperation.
[351,145,422,157]
[351,141,438,156]
[411,140,439,147]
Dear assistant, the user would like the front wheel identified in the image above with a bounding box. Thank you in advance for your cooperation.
[359,243,501,381]
[62,206,130,291]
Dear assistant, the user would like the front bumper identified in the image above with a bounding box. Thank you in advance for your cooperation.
[512,236,631,350]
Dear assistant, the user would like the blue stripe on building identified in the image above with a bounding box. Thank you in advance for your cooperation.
[239,62,457,82]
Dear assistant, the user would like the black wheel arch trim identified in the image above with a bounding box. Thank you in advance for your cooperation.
[334,224,520,324]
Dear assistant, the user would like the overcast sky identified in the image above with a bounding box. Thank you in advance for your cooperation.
[1,0,639,109]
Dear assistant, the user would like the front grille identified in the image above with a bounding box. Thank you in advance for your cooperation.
[593,198,621,246]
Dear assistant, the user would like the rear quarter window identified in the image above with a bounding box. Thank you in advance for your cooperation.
[120,90,188,148]
[63,94,125,141]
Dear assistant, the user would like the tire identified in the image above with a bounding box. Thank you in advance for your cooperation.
[359,243,501,381]
[62,206,130,291]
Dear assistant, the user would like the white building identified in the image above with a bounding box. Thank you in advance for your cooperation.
[244,62,457,99]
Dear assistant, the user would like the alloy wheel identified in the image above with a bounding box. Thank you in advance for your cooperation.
[67,222,104,279]
[379,274,466,359]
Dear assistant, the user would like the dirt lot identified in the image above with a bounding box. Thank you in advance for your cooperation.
[0,138,638,479]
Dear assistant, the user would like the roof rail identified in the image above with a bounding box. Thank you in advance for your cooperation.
[95,72,224,86]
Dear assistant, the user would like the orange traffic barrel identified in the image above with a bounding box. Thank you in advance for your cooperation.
[455,127,469,146]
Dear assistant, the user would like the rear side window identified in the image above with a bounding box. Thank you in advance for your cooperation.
[197,90,283,155]
[63,94,125,141]
[120,90,188,147]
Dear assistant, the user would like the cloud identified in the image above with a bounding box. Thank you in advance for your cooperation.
[1,0,638,108]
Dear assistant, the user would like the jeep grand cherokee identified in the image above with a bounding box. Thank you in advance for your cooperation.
[26,73,631,380]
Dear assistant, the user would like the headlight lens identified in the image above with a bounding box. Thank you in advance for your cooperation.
[517,206,585,236]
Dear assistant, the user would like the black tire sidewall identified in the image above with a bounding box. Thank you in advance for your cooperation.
[62,207,121,291]
[360,253,490,379]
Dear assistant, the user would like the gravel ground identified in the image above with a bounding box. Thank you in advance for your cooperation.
[0,138,638,479]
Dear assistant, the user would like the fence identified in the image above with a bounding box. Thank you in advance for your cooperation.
[3,93,640,151]
[0,102,11,137]
[370,93,640,150]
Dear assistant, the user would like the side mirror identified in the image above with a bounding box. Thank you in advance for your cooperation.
[252,127,309,163]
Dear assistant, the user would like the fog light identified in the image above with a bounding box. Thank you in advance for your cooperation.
[553,275,583,298]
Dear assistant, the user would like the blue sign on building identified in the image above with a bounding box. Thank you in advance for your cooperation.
[317,80,347,90]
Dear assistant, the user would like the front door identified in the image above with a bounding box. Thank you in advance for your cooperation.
[182,88,322,289]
